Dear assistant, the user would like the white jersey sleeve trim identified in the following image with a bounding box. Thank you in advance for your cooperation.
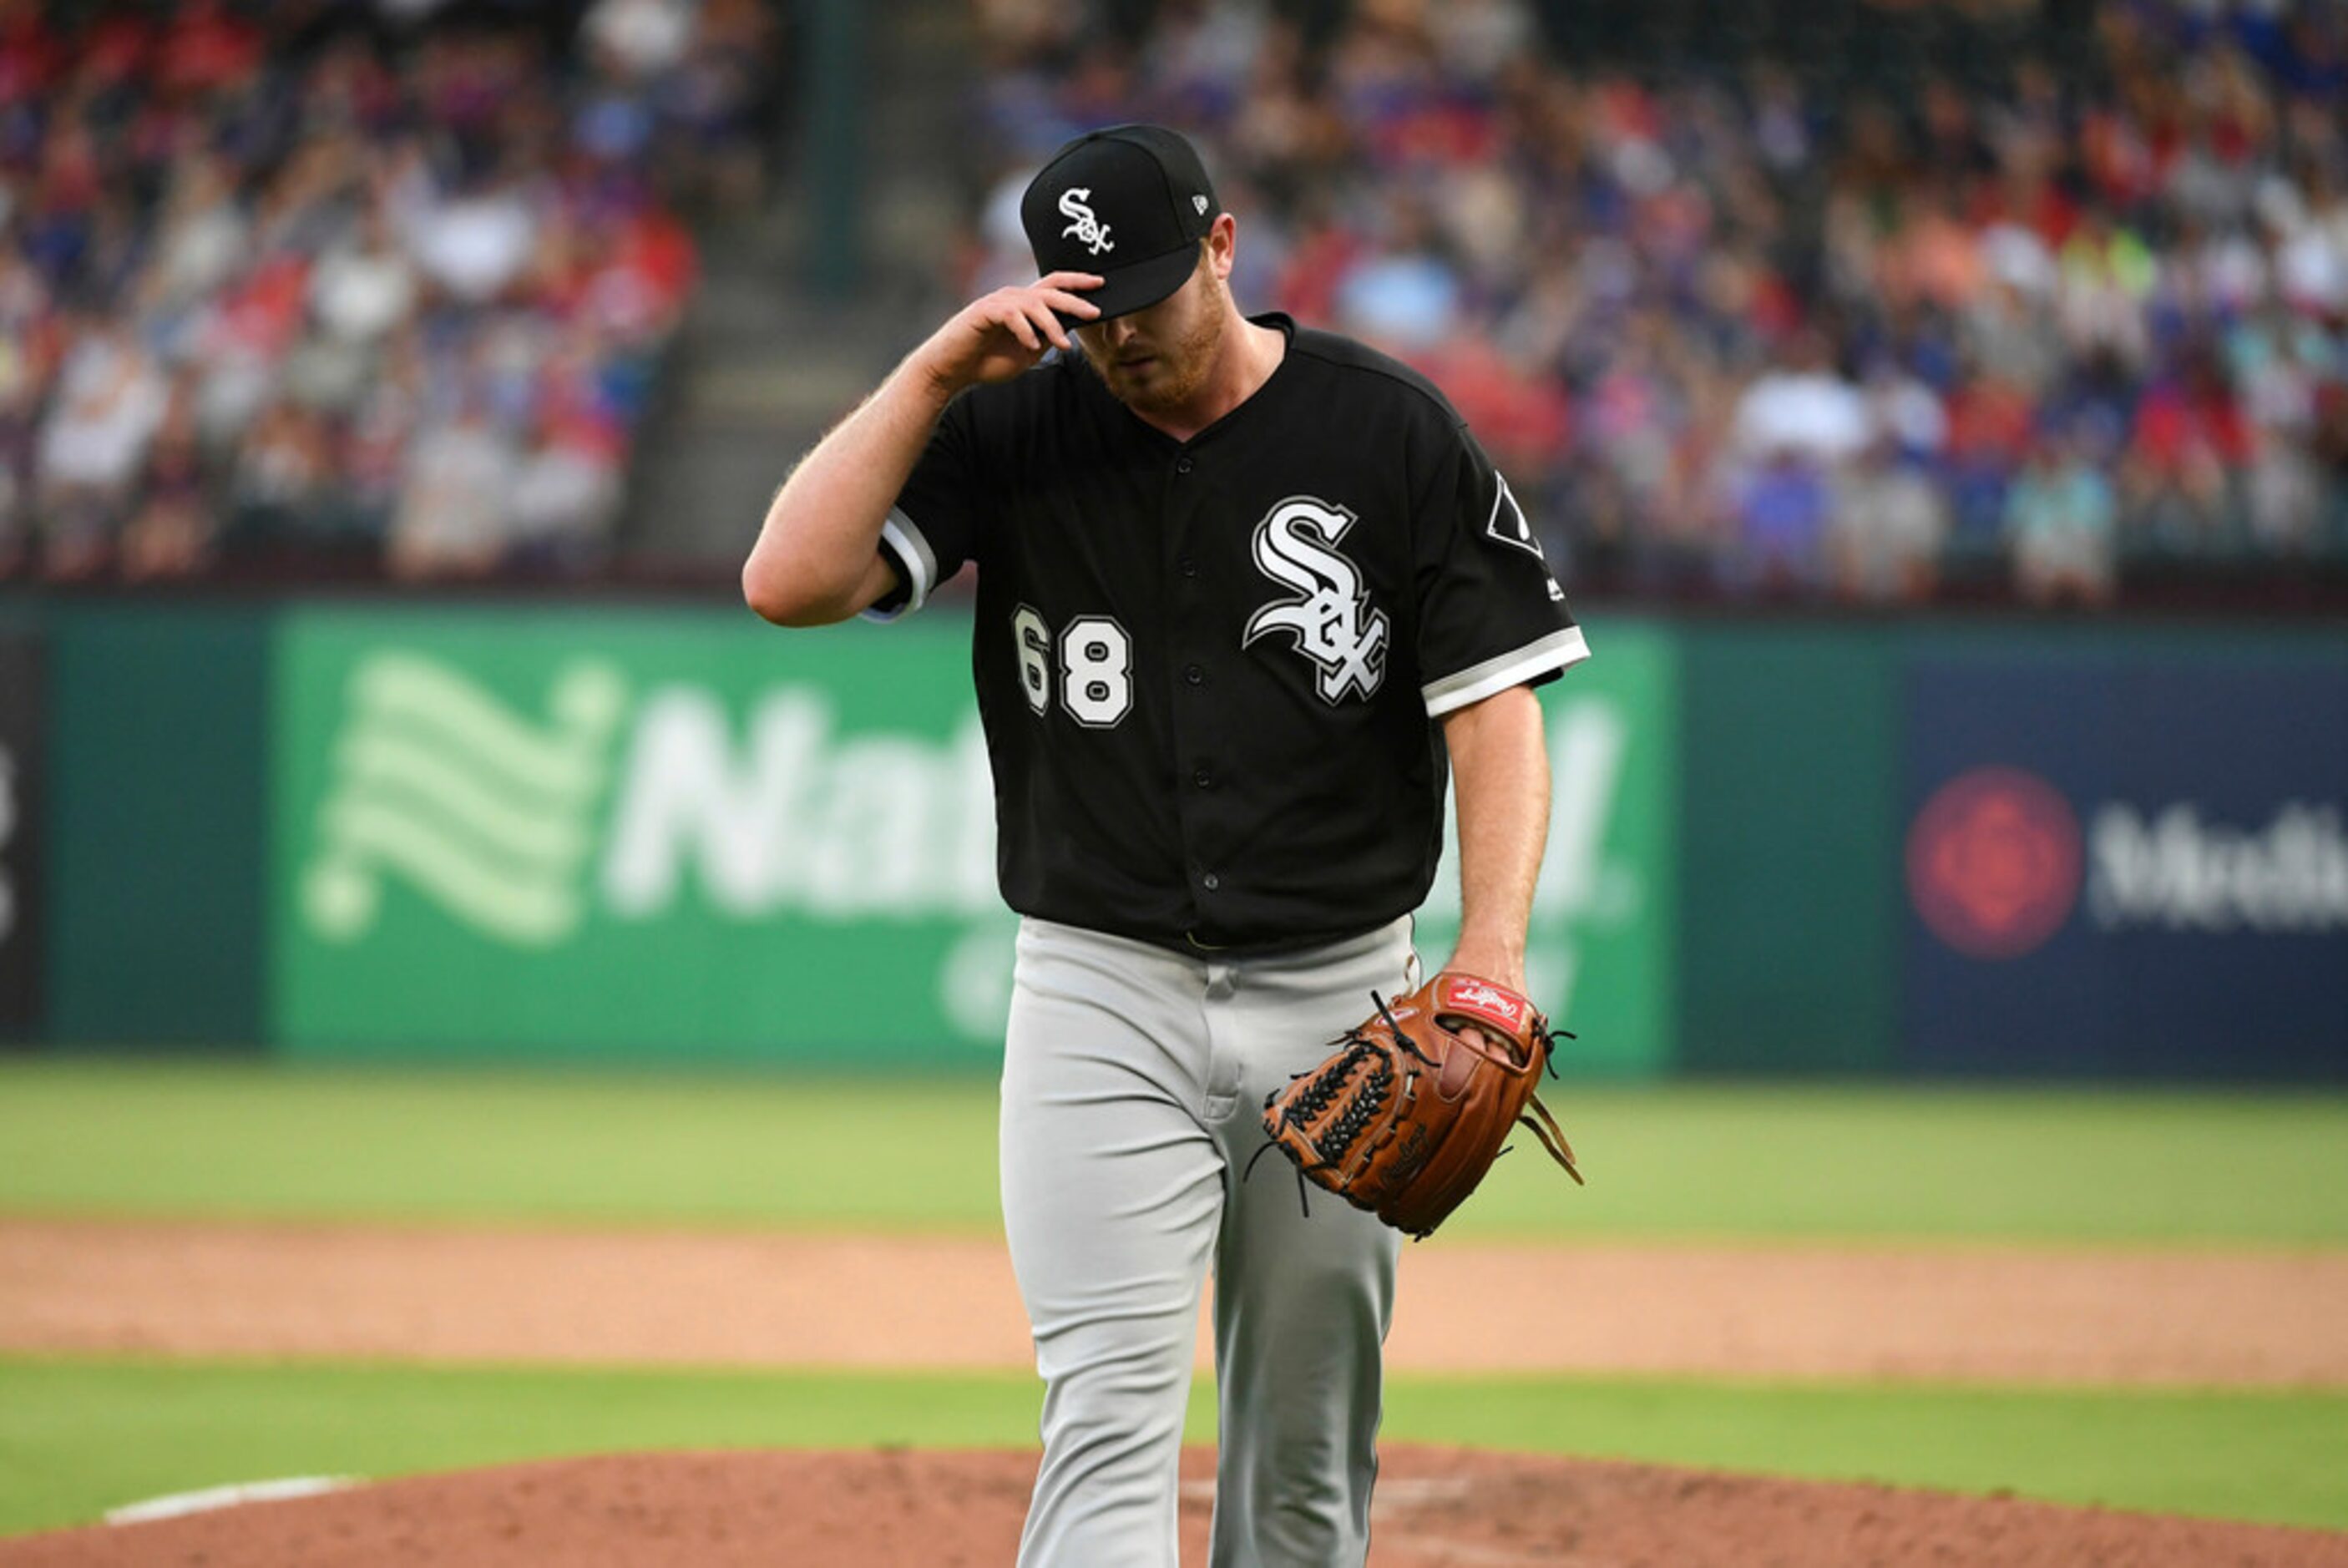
[1421,626,1591,717]
[860,508,939,624]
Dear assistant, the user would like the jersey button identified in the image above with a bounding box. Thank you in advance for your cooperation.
[1202,871,1221,891]
[1192,767,1214,789]
[1178,557,1198,578]
[1183,663,1204,685]
[1176,456,1194,474]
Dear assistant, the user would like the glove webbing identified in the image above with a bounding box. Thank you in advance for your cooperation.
[1246,993,1437,1218]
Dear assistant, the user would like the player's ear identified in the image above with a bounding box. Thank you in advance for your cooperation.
[1207,214,1237,281]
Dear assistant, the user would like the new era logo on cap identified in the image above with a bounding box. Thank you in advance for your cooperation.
[1021,124,1222,323]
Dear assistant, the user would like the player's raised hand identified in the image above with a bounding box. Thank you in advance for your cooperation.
[912,273,1103,392]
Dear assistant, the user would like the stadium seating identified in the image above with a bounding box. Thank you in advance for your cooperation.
[0,0,775,582]
[961,0,2348,606]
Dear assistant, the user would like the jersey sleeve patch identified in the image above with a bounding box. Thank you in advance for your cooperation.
[861,508,940,623]
[1484,473,1546,559]
[1421,625,1590,717]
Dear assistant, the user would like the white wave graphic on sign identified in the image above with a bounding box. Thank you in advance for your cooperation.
[303,652,629,947]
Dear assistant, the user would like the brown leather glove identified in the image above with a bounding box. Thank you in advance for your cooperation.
[1257,971,1581,1238]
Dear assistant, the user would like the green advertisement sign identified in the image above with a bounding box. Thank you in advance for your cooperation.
[272,609,1677,1070]
[274,609,1000,1065]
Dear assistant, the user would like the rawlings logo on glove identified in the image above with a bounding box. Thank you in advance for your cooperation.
[1255,971,1581,1239]
[1444,977,1527,1029]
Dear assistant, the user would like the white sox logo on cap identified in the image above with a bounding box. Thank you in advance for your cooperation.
[1059,188,1114,256]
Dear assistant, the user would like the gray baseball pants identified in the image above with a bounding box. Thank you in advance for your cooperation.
[999,913,1417,1568]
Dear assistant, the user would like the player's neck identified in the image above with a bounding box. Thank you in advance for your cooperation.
[1129,315,1285,445]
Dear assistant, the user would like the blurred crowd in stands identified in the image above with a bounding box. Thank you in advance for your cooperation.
[0,0,774,583]
[11,0,2345,608]
[960,0,2348,606]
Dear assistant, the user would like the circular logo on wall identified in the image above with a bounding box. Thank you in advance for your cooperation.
[1907,766,2082,959]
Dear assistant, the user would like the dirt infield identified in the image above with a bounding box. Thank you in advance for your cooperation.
[7,1448,2348,1568]
[6,1217,2346,1563]
[5,1217,2345,1383]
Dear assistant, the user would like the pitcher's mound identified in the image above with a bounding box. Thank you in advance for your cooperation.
[5,1445,2343,1567]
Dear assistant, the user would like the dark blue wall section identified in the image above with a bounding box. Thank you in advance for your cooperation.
[1903,651,2348,1080]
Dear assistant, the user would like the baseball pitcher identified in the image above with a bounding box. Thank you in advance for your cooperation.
[744,124,1588,1568]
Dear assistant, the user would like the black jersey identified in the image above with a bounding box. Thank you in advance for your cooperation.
[876,313,1587,953]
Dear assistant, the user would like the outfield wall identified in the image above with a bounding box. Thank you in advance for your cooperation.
[17,599,2347,1080]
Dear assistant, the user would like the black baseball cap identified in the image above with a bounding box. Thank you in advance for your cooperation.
[1020,124,1222,323]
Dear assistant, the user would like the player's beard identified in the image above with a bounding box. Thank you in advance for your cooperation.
[1083,266,1228,417]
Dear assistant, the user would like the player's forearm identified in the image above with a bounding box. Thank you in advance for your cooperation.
[741,361,957,626]
[1440,685,1549,989]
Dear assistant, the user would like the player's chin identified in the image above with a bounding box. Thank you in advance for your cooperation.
[1115,366,1189,412]
[1101,362,1156,399]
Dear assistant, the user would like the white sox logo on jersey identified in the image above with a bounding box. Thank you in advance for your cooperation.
[1059,188,1114,255]
[1242,497,1389,704]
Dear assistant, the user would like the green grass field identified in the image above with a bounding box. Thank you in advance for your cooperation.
[3,1060,2345,1540]
[6,1060,2346,1242]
